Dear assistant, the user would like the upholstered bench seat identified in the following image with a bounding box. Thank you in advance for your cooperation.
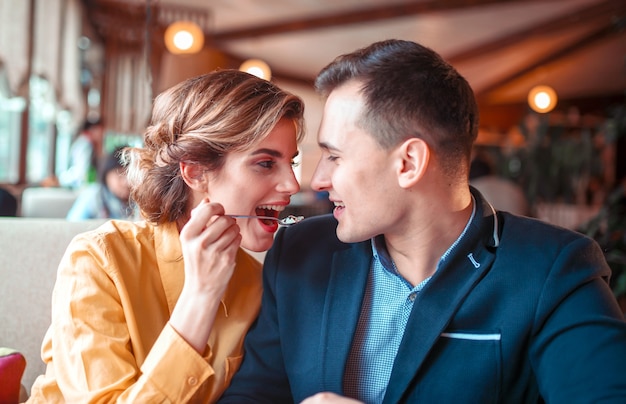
[0,218,106,396]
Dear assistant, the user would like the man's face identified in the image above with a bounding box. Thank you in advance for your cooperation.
[310,81,402,243]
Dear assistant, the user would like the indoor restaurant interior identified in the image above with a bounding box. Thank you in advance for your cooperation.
[1,0,625,399]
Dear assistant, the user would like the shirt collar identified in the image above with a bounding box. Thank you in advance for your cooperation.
[370,194,478,273]
[154,221,184,314]
[371,235,395,273]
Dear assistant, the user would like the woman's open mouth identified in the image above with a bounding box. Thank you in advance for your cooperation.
[255,205,284,225]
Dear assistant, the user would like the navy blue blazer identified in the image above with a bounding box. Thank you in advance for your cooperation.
[220,190,626,403]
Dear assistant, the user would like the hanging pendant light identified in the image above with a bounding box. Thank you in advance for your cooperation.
[528,85,557,113]
[239,59,272,81]
[164,21,204,55]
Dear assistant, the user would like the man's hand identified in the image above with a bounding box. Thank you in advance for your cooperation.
[301,392,363,404]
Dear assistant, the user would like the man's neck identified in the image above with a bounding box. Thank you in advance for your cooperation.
[383,191,474,287]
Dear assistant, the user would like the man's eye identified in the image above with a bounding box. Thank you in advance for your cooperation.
[291,160,301,168]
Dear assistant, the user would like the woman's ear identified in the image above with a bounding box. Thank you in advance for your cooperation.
[397,138,430,188]
[180,162,208,193]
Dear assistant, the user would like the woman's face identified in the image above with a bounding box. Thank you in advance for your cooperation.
[207,117,301,252]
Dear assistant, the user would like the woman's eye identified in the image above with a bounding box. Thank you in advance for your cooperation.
[258,160,276,169]
[327,155,339,162]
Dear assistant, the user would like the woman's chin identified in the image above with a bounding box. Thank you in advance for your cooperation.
[241,237,273,253]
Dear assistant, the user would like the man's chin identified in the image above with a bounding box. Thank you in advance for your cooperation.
[336,226,370,244]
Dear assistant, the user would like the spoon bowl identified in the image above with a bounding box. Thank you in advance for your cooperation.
[228,214,304,226]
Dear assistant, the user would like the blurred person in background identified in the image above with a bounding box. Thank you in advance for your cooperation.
[66,146,135,220]
[469,151,530,216]
[56,119,103,189]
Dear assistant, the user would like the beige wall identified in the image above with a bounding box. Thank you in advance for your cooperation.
[275,79,323,190]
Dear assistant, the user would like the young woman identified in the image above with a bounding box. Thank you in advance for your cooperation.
[27,70,305,403]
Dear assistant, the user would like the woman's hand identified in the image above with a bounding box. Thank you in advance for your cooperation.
[179,199,241,296]
[169,199,242,352]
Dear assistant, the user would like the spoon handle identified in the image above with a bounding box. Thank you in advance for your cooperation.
[227,214,304,226]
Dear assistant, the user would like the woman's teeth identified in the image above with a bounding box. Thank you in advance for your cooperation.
[257,204,286,212]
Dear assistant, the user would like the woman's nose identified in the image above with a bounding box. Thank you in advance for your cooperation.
[280,168,301,195]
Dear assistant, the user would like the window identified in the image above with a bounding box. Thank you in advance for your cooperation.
[0,67,24,183]
[26,76,57,183]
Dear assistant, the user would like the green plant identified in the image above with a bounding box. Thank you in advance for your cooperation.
[579,184,626,301]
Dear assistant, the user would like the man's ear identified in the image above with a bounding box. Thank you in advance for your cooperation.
[397,138,430,188]
[180,161,208,193]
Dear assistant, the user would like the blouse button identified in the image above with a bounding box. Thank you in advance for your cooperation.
[187,376,198,386]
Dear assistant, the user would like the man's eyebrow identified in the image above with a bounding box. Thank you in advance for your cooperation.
[250,148,300,159]
[318,142,339,152]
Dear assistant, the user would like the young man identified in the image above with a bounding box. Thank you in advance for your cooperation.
[219,40,626,403]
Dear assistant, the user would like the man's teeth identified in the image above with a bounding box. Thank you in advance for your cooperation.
[333,202,345,208]
[257,204,286,212]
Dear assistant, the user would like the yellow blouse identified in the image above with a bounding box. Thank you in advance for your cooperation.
[27,220,262,403]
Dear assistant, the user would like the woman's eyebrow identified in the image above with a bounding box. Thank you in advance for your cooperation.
[251,148,300,159]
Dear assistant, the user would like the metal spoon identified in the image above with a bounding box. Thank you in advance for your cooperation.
[228,214,305,226]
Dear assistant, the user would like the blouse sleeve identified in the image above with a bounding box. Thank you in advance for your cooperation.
[47,232,215,403]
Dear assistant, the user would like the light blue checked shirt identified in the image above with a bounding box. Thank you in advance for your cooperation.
[343,199,476,403]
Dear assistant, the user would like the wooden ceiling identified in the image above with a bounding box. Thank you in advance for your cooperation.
[82,0,626,131]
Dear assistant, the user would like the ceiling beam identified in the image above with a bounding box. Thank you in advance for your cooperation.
[211,0,543,41]
[447,0,625,64]
[475,11,626,99]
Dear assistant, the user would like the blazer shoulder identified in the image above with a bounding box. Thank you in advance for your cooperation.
[280,214,343,247]
[499,212,595,246]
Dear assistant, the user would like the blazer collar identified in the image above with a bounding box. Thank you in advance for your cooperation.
[383,187,500,403]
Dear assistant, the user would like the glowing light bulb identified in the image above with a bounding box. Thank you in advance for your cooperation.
[528,85,557,113]
[173,30,194,51]
[239,59,272,81]
[164,21,204,55]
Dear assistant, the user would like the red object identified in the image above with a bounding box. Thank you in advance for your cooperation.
[0,350,26,404]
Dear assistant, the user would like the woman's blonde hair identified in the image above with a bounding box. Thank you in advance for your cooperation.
[123,70,305,224]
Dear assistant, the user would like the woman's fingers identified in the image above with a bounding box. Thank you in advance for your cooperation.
[202,221,242,255]
[180,198,224,238]
[181,199,242,250]
[179,199,242,287]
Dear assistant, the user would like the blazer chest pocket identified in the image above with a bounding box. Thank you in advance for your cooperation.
[413,331,502,403]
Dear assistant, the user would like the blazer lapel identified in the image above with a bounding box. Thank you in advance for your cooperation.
[383,191,499,403]
[320,241,372,392]
[383,253,494,402]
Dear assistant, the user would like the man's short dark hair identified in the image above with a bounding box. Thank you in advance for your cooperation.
[315,39,479,179]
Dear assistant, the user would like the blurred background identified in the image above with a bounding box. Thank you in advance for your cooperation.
[0,0,625,297]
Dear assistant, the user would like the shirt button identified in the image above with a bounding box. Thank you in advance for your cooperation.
[408,292,417,301]
[187,376,198,386]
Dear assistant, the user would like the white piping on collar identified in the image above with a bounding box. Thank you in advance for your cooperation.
[487,201,500,247]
